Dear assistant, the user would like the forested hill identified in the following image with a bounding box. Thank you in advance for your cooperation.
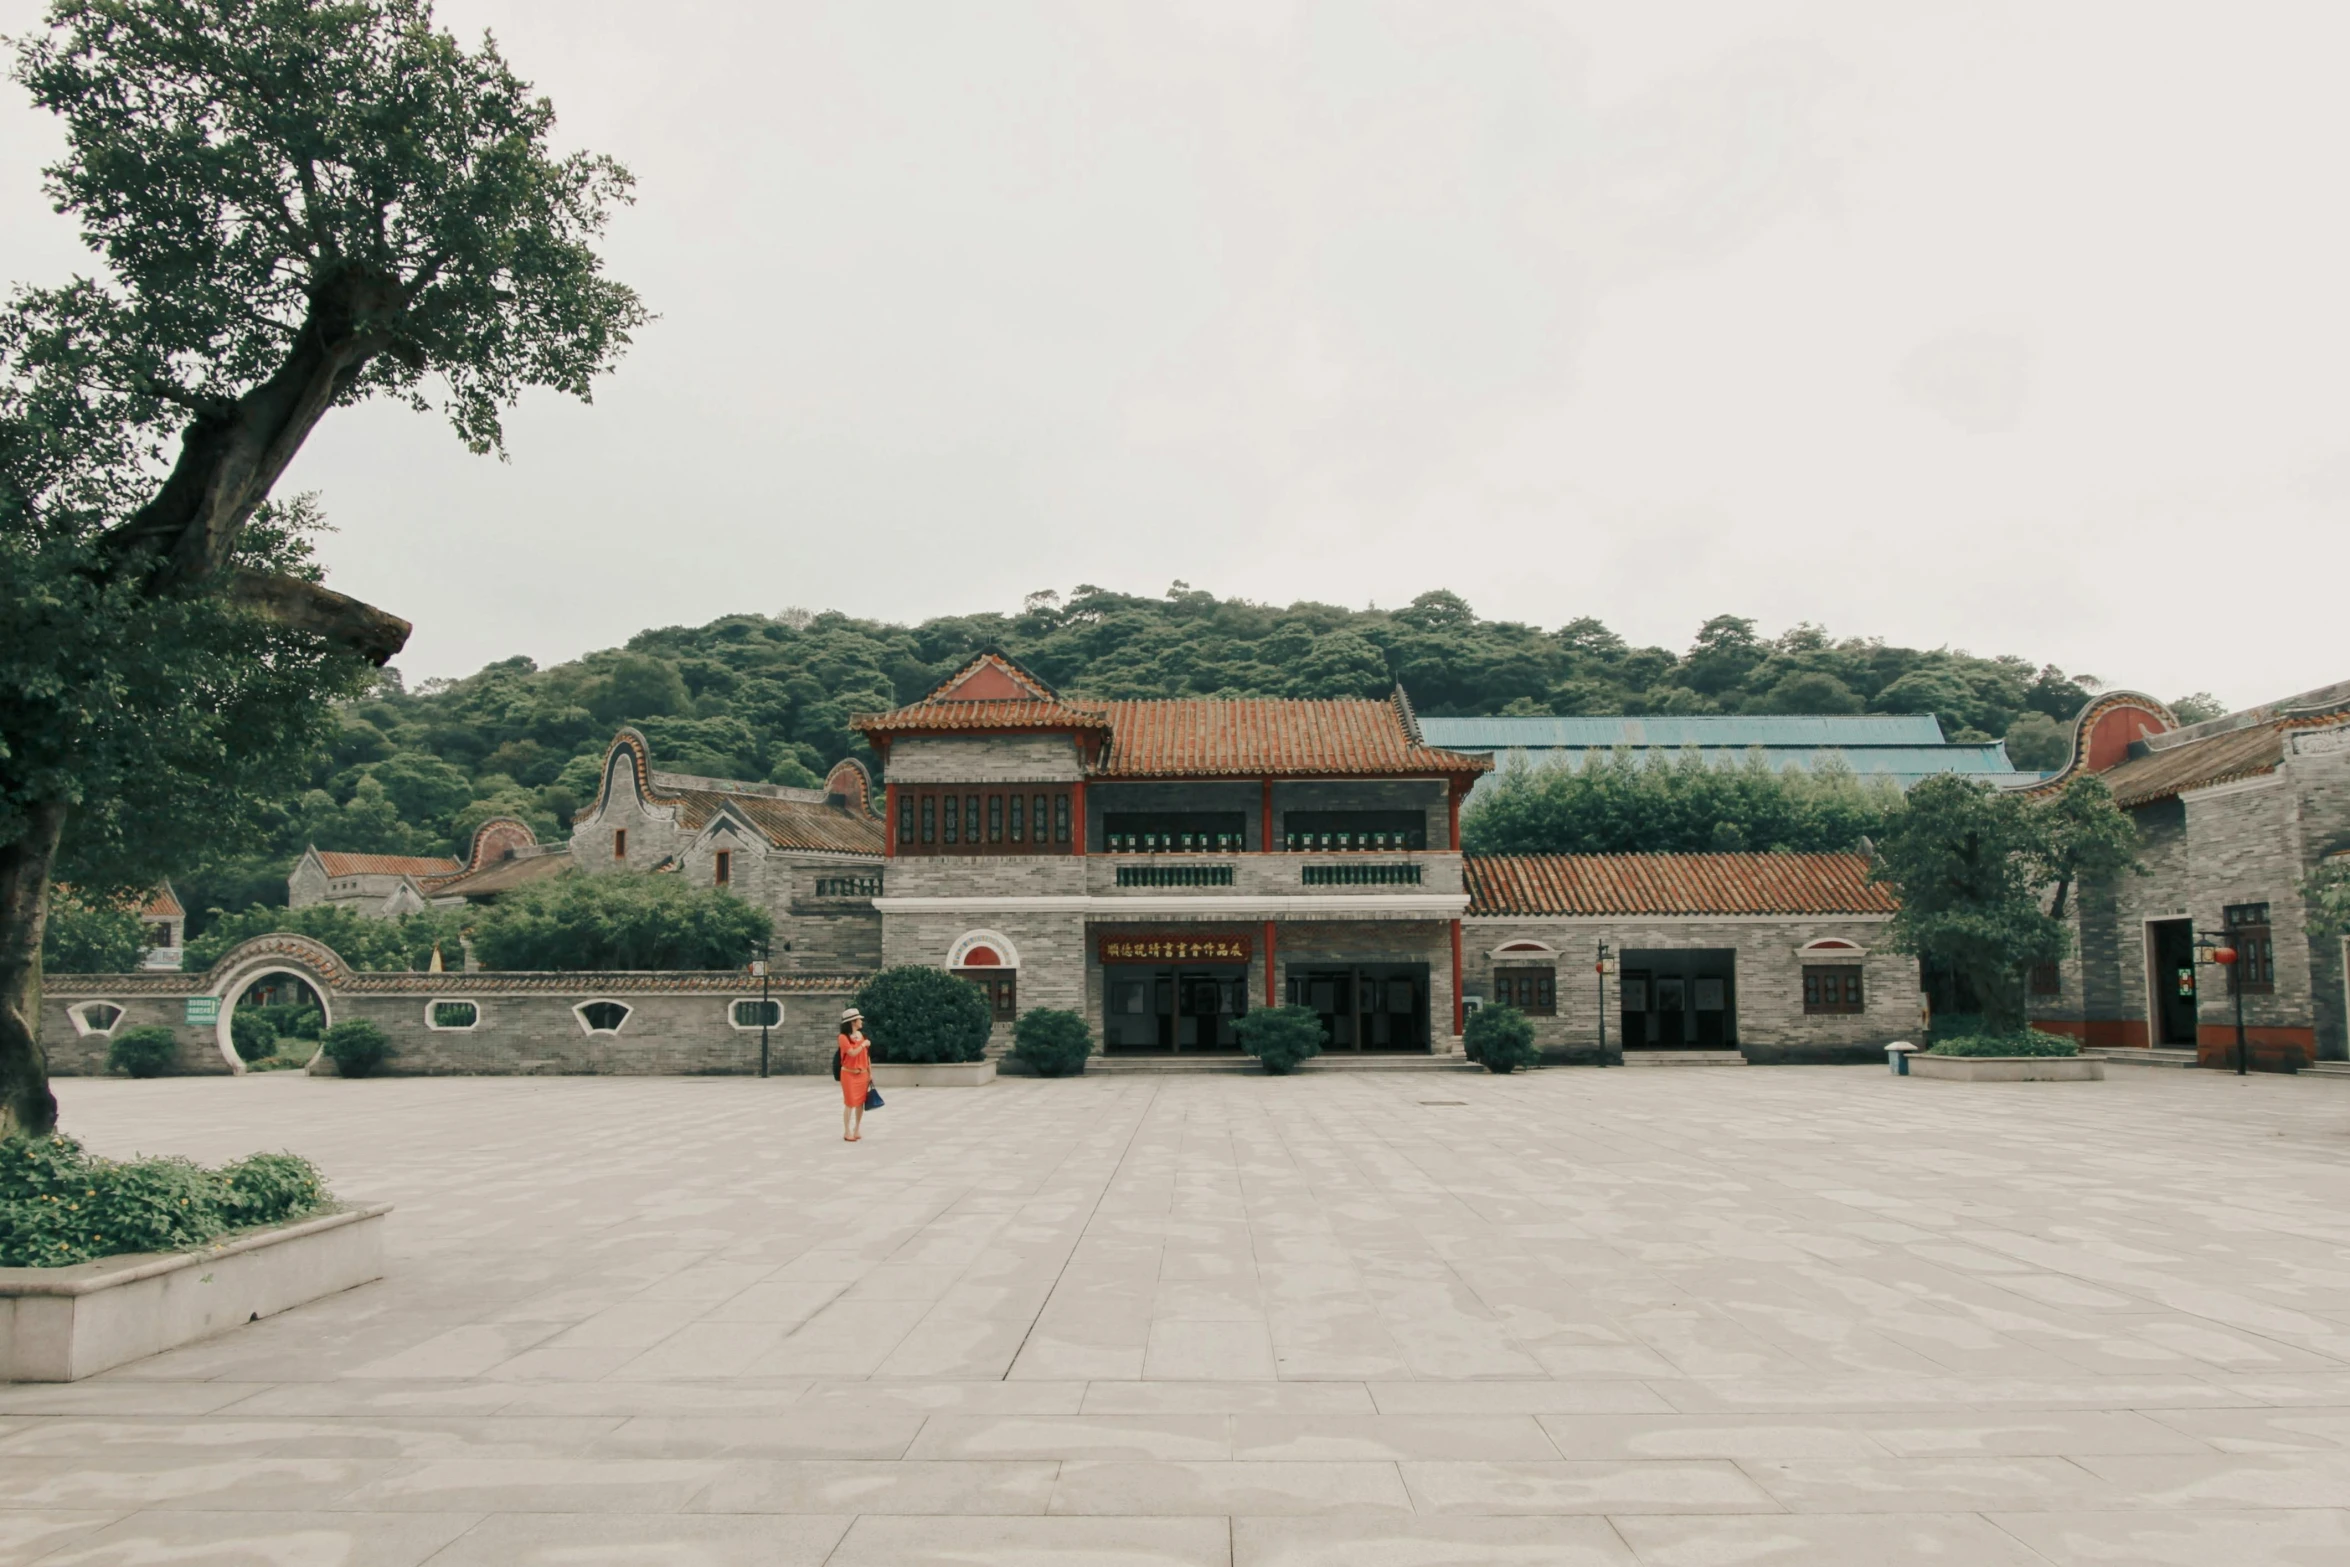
[181,584,2166,926]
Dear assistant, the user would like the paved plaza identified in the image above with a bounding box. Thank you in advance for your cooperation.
[7,1067,2350,1564]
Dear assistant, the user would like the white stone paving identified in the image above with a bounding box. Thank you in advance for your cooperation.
[6,1066,2350,1563]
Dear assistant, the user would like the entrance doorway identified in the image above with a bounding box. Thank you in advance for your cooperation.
[1104,965,1249,1052]
[2148,919,2199,1045]
[1287,965,1430,1052]
[1620,949,1737,1048]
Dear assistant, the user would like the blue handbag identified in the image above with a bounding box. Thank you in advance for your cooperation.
[863,1086,884,1110]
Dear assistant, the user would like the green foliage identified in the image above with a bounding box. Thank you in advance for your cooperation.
[1010,1009,1094,1077]
[1929,1030,2081,1058]
[105,1026,178,1078]
[853,967,993,1064]
[39,895,147,972]
[183,903,464,973]
[1235,1005,1325,1075]
[1870,775,2141,1034]
[2001,711,2070,772]
[0,1134,331,1267]
[244,1002,323,1041]
[229,1011,278,1063]
[147,587,2100,944]
[1466,1005,1540,1073]
[2170,692,2226,725]
[2301,860,2350,943]
[1464,749,1902,856]
[319,1020,392,1078]
[468,873,771,971]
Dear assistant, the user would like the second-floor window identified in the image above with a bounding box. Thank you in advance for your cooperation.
[899,789,1075,856]
[713,850,731,885]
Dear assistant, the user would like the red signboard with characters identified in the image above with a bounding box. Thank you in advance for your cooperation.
[1098,932,1253,964]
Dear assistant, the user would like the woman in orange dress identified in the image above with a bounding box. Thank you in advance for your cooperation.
[837,1007,872,1142]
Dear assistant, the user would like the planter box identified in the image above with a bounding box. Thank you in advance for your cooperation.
[1908,1055,2105,1082]
[0,1203,390,1383]
[870,1061,996,1088]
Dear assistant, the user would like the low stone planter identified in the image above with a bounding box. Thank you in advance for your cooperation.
[0,1203,390,1382]
[870,1061,997,1087]
[1908,1054,2105,1082]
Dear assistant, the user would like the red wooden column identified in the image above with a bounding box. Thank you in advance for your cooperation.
[1263,920,1278,1009]
[1072,781,1087,855]
[1450,920,1465,1037]
[1260,777,1275,852]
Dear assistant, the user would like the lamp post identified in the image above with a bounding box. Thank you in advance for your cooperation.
[1596,940,1612,1061]
[751,943,772,1079]
[2194,931,2247,1076]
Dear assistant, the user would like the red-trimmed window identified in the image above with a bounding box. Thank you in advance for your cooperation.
[1803,966,1863,1014]
[1492,969,1556,1016]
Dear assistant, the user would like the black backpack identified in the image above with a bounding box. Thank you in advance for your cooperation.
[831,1045,842,1081]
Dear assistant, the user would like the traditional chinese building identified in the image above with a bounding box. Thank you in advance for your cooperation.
[2025,681,2350,1069]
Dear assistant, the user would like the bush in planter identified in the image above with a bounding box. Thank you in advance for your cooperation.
[1235,1005,1324,1075]
[855,966,993,1063]
[319,1020,393,1077]
[1465,1004,1539,1073]
[1010,1009,1093,1076]
[1929,1030,2080,1058]
[106,1025,179,1078]
[0,1135,332,1267]
[230,1011,278,1062]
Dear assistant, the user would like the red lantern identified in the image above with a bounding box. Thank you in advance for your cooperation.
[2213,945,2238,966]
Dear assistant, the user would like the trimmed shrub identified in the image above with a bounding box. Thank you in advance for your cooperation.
[106,1026,178,1079]
[320,1020,393,1078]
[1010,1009,1094,1077]
[1235,1005,1324,1075]
[229,1011,279,1062]
[0,1135,332,1267]
[245,1001,324,1040]
[855,966,993,1063]
[1929,1030,2080,1058]
[1466,1005,1539,1073]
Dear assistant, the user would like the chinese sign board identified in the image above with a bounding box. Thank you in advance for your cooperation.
[184,997,220,1026]
[1098,933,1252,964]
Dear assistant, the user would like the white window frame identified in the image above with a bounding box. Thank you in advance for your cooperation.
[67,1000,126,1037]
[572,998,634,1036]
[425,997,482,1032]
[728,997,783,1031]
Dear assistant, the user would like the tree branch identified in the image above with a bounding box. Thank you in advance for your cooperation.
[225,568,410,666]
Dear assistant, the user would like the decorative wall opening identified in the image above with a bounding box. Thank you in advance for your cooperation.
[427,1000,480,1031]
[730,998,783,1029]
[574,999,633,1035]
[67,1001,124,1036]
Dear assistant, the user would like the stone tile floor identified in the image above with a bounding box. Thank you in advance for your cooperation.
[6,1066,2350,1563]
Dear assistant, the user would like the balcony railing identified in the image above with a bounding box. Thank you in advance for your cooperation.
[1283,831,1427,852]
[1300,862,1423,886]
[1115,863,1236,888]
[812,875,883,898]
[1104,832,1245,854]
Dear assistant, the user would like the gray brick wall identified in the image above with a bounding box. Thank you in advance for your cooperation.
[885,735,1086,784]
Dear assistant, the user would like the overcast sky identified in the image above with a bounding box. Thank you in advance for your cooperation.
[5,2,2346,710]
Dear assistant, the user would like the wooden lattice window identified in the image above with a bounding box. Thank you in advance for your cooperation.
[1802,966,1863,1014]
[1492,969,1556,1016]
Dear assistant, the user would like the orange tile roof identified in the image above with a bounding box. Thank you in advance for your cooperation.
[1466,853,1896,917]
[314,851,462,879]
[426,852,575,900]
[2085,716,2350,809]
[1095,698,1490,779]
[856,697,1111,736]
[141,886,183,919]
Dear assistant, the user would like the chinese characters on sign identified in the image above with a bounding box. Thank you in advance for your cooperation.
[1098,934,1252,964]
[184,997,220,1026]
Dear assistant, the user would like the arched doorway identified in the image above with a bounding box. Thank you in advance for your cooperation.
[205,936,349,1075]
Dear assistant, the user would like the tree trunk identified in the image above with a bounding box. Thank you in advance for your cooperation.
[0,800,69,1139]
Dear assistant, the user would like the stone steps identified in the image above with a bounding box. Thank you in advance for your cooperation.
[1083,1052,1471,1075]
[1620,1049,1746,1067]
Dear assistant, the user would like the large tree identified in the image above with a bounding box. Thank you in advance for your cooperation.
[0,0,645,1135]
[1868,774,2139,1034]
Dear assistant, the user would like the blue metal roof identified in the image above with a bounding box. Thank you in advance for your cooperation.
[1418,714,2032,798]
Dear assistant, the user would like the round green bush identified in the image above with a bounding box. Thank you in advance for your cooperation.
[319,1019,393,1078]
[229,1011,278,1062]
[1465,1004,1539,1073]
[1235,1005,1324,1075]
[1010,1009,1094,1077]
[106,1025,179,1079]
[855,966,994,1063]
[1,1135,332,1267]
